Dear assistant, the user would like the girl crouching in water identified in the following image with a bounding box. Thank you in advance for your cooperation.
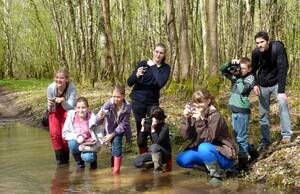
[176,89,237,184]
[97,85,132,175]
[133,106,172,173]
[63,97,98,169]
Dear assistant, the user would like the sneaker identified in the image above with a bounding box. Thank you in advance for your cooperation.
[280,137,291,144]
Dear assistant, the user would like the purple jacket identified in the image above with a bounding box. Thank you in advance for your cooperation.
[97,99,132,142]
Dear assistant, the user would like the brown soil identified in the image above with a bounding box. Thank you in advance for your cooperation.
[0,87,35,127]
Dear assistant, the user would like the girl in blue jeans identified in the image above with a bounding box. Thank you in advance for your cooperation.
[176,89,237,184]
[62,97,98,169]
[97,85,132,176]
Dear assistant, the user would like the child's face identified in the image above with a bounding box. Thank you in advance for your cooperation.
[75,101,88,119]
[55,72,68,88]
[112,90,124,106]
[240,63,251,76]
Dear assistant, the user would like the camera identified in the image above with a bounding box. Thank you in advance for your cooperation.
[144,116,152,130]
[49,97,56,102]
[227,63,240,74]
[142,66,149,73]
[100,108,110,116]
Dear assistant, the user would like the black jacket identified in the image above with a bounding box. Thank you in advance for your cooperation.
[127,60,170,104]
[251,41,289,93]
[150,123,172,155]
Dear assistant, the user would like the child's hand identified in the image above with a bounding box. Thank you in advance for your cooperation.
[55,97,65,104]
[77,135,84,144]
[136,67,145,78]
[141,118,145,127]
[103,132,116,143]
[151,117,158,132]
[183,104,194,117]
[191,105,204,121]
[97,111,106,120]
[140,118,145,132]
[231,59,240,65]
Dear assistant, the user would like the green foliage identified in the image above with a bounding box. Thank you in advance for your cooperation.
[0,79,51,91]
[206,75,220,97]
[166,79,194,97]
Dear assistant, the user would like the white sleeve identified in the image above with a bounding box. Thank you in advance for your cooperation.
[62,111,78,140]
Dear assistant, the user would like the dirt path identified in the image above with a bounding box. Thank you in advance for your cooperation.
[0,87,32,126]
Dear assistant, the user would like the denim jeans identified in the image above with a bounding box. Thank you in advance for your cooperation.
[68,139,97,163]
[176,143,234,169]
[232,113,249,156]
[258,84,292,145]
[112,134,123,157]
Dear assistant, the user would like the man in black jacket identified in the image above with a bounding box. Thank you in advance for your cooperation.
[251,31,292,150]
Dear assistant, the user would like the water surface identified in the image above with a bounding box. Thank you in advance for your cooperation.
[0,124,294,194]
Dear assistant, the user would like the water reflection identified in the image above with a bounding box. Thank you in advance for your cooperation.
[133,170,172,192]
[0,124,297,194]
[51,166,71,194]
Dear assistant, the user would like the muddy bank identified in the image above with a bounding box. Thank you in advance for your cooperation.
[0,87,36,127]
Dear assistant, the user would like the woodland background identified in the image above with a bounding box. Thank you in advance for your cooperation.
[0,0,299,93]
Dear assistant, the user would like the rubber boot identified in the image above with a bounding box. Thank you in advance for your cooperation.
[111,156,114,167]
[139,147,148,155]
[62,150,69,164]
[55,149,68,166]
[165,159,172,172]
[112,156,122,176]
[152,152,162,172]
[205,162,222,185]
[73,153,85,169]
[237,154,250,171]
[90,155,97,169]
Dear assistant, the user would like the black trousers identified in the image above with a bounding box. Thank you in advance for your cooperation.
[131,100,158,147]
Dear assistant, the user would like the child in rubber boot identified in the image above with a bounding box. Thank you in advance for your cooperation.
[62,97,98,170]
[133,106,172,173]
[176,89,237,185]
[96,85,132,176]
[220,57,255,170]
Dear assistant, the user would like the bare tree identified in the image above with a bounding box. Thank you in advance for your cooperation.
[101,0,118,83]
[178,0,190,81]
[165,0,179,82]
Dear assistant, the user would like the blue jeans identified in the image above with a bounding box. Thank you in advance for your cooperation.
[258,85,292,145]
[232,113,249,156]
[176,143,234,169]
[112,134,123,157]
[68,139,97,163]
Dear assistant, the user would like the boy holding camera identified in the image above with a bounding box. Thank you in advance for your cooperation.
[220,57,255,169]
[133,106,172,172]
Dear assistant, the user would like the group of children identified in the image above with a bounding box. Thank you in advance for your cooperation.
[47,56,257,183]
[57,83,171,176]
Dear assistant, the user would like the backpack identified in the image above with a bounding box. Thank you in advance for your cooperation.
[254,40,286,69]
[271,40,285,65]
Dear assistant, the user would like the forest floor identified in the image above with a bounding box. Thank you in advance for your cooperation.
[0,80,300,190]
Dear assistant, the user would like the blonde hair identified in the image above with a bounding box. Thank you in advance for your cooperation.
[55,67,70,80]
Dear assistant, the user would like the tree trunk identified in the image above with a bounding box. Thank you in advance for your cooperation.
[199,0,208,72]
[165,0,179,82]
[2,0,14,78]
[236,0,244,57]
[207,0,218,74]
[242,0,255,57]
[101,0,118,83]
[178,0,190,81]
